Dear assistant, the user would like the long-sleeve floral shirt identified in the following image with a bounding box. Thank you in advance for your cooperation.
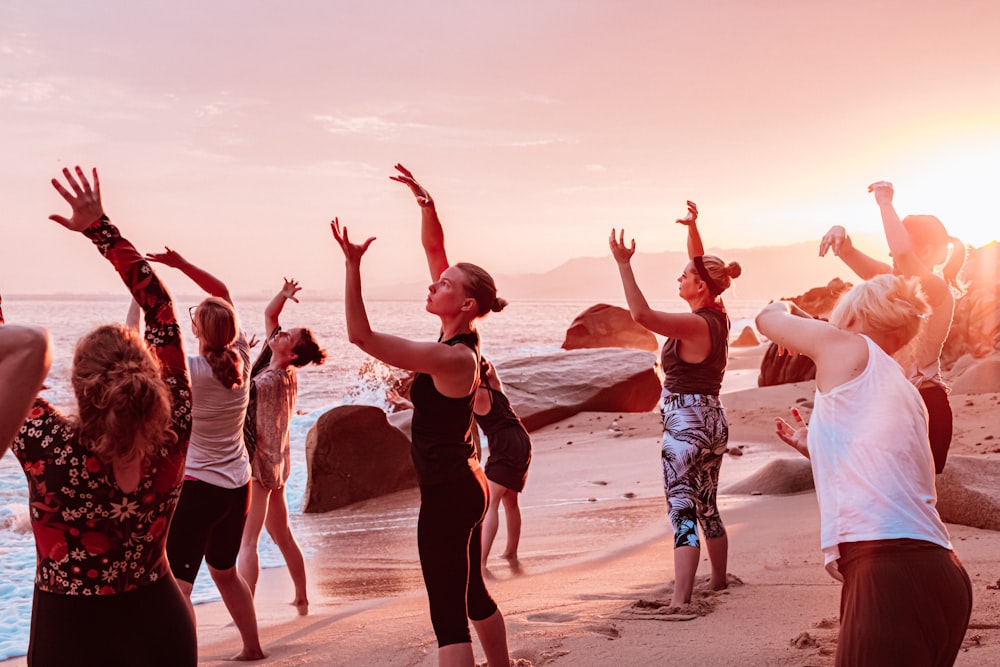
[12,217,192,595]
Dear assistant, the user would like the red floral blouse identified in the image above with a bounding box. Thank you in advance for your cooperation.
[13,217,192,595]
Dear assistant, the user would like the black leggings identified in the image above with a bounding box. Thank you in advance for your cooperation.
[29,575,197,666]
[167,479,250,583]
[417,467,498,647]
[920,385,953,474]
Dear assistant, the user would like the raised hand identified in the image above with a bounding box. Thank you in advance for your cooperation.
[145,246,187,268]
[389,164,434,207]
[868,180,894,207]
[331,217,376,264]
[818,225,851,257]
[280,278,302,303]
[774,407,810,457]
[49,166,105,232]
[609,228,637,264]
[675,200,698,226]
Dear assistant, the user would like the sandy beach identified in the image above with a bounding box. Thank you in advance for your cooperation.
[5,344,999,666]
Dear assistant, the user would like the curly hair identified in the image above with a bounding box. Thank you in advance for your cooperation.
[72,324,175,464]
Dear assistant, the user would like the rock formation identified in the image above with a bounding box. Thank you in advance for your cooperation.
[561,303,658,351]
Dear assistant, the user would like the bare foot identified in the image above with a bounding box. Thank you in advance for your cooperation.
[232,648,266,661]
[292,598,309,616]
[502,553,523,575]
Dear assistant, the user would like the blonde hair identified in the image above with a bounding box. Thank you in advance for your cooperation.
[454,262,508,317]
[194,297,243,389]
[699,255,743,294]
[72,324,175,463]
[829,275,930,352]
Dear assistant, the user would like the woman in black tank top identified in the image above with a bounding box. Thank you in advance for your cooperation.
[610,201,743,609]
[331,164,513,666]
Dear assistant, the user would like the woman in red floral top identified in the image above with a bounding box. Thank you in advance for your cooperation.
[4,167,196,666]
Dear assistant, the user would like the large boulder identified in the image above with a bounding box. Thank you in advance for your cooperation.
[495,348,661,431]
[758,343,817,387]
[723,457,815,495]
[936,455,1000,531]
[943,242,1000,368]
[303,405,417,514]
[561,303,658,352]
[786,278,852,319]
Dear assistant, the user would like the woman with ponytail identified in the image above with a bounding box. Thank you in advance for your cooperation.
[331,164,513,667]
[757,275,972,665]
[146,248,264,660]
[4,167,196,666]
[819,182,966,473]
[610,201,741,609]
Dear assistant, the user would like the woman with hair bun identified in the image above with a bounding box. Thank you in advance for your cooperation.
[331,164,512,667]
[819,182,965,473]
[756,274,971,666]
[609,201,741,608]
[146,248,264,660]
[3,167,196,666]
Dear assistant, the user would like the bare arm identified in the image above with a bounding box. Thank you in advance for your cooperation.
[818,225,892,280]
[609,228,711,341]
[264,278,301,334]
[331,218,477,397]
[0,325,52,456]
[145,247,232,304]
[391,164,449,280]
[675,201,705,259]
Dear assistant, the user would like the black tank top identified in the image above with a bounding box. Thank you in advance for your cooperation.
[660,307,730,396]
[474,360,525,436]
[409,331,480,486]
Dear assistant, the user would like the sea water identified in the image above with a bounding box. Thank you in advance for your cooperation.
[0,295,764,659]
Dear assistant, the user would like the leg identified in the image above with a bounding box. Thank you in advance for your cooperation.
[263,486,309,613]
[208,565,266,660]
[239,480,271,595]
[480,480,503,572]
[661,409,702,606]
[705,534,729,591]
[499,487,522,564]
[695,407,730,592]
[472,608,510,667]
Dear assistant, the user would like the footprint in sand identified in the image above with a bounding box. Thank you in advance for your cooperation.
[525,611,579,623]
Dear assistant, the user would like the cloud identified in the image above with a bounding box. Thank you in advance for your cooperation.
[0,79,55,103]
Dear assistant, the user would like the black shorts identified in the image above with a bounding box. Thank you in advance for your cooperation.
[167,479,250,584]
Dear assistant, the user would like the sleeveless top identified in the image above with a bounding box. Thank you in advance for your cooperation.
[660,307,730,396]
[409,331,481,486]
[474,361,525,436]
[808,334,951,579]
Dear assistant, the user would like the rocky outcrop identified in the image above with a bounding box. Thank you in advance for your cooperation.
[561,303,658,352]
[732,326,761,348]
[757,344,816,387]
[786,278,853,319]
[495,348,661,431]
[723,457,815,495]
[303,405,416,514]
[935,455,1000,531]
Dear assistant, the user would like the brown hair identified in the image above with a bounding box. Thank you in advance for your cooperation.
[194,297,243,390]
[291,328,327,367]
[72,324,175,464]
[901,215,966,291]
[454,262,508,317]
[698,255,742,295]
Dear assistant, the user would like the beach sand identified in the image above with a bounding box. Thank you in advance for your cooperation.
[4,344,999,666]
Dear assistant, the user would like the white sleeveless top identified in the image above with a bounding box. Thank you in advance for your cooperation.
[808,334,951,580]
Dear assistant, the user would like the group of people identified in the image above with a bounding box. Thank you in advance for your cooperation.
[0,163,973,666]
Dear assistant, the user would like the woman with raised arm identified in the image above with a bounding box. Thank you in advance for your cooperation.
[146,248,264,660]
[331,204,512,665]
[6,167,197,666]
[610,201,741,608]
[756,276,971,666]
[238,279,326,615]
[818,183,964,473]
[391,164,533,578]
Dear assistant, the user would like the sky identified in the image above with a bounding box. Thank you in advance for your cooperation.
[1,0,998,296]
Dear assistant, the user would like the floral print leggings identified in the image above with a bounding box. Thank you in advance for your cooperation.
[660,398,729,549]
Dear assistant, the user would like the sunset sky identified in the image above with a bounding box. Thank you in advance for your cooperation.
[2,0,998,296]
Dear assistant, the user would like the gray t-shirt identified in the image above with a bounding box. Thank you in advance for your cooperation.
[185,330,252,488]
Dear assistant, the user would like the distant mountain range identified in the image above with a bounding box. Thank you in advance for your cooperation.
[364,239,866,303]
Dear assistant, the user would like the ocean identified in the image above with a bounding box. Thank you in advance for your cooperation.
[0,295,765,659]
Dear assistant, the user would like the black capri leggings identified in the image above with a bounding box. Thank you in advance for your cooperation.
[417,467,498,647]
[920,385,953,474]
[29,575,197,666]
